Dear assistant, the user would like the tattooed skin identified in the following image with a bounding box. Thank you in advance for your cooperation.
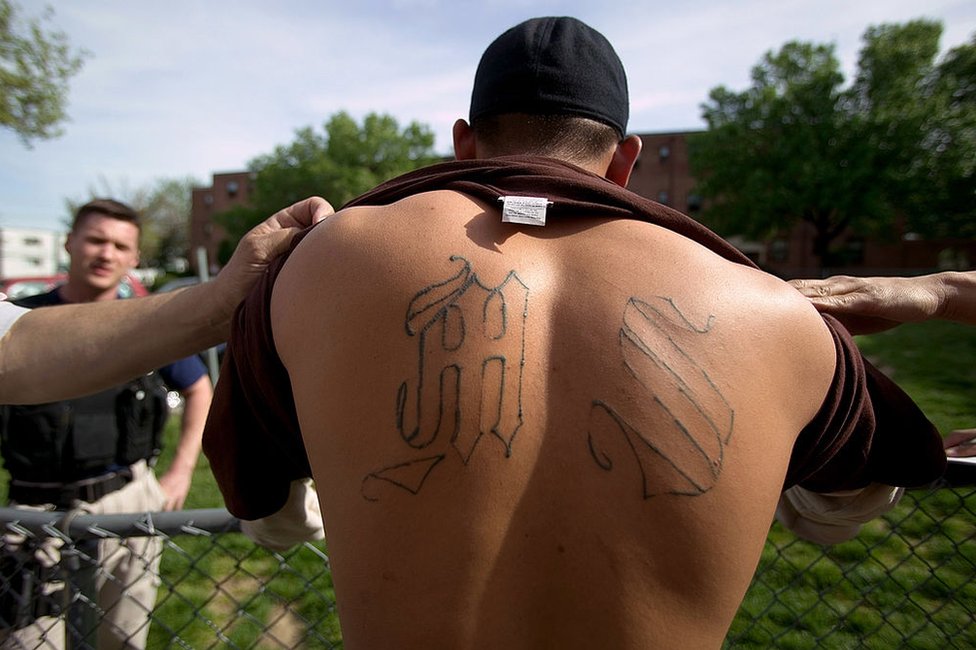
[588,297,734,498]
[362,256,529,501]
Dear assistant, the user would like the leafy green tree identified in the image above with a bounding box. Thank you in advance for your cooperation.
[902,34,976,238]
[136,177,198,270]
[849,21,944,232]
[216,111,439,257]
[0,1,88,146]
[690,20,975,266]
[691,41,881,263]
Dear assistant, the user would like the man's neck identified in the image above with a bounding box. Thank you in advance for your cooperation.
[57,281,119,304]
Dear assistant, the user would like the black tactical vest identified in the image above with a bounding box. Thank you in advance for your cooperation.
[0,374,169,482]
[0,289,170,482]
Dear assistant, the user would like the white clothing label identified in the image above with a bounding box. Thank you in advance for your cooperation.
[499,196,551,226]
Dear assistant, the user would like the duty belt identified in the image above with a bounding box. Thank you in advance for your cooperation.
[8,469,134,509]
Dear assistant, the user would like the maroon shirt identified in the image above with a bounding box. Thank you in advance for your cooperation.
[203,156,946,520]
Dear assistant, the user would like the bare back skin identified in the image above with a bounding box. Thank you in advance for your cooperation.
[271,190,836,649]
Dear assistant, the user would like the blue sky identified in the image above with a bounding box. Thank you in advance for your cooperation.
[2,0,974,232]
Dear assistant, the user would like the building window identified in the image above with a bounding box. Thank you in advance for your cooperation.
[27,257,42,267]
[687,193,702,213]
[658,145,670,160]
[203,194,214,206]
[657,191,669,206]
[23,237,42,246]
[227,181,239,196]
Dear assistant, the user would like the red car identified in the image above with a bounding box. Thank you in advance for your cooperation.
[0,273,149,301]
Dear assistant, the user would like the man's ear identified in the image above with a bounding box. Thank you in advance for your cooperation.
[605,135,642,188]
[453,119,477,161]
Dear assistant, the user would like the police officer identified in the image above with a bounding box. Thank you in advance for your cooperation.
[0,196,332,649]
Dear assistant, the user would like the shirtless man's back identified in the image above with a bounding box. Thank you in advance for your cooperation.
[271,187,834,648]
[207,17,941,649]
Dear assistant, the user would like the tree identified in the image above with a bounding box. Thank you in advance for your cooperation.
[0,1,88,146]
[849,21,946,233]
[215,111,439,258]
[690,20,976,267]
[901,34,976,238]
[136,177,197,270]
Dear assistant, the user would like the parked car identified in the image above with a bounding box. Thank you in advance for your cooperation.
[0,273,149,301]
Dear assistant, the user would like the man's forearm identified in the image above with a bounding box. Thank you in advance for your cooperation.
[0,283,233,404]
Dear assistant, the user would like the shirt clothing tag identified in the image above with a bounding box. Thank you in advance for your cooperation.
[498,196,551,226]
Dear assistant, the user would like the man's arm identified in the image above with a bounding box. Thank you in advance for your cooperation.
[790,271,976,334]
[0,197,333,404]
[792,271,976,460]
[156,374,213,510]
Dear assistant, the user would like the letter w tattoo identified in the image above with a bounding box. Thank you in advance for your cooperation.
[588,297,734,498]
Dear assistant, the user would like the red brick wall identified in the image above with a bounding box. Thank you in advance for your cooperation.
[189,172,253,274]
[627,132,702,218]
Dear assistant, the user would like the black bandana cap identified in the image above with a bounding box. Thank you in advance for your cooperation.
[469,16,630,138]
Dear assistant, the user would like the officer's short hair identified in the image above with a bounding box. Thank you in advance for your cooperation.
[72,198,141,232]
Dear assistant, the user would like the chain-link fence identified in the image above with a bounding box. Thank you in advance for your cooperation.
[1,478,973,649]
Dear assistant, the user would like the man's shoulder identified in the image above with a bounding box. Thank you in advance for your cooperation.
[739,271,838,404]
[346,189,490,217]
[295,190,493,253]
[733,269,836,345]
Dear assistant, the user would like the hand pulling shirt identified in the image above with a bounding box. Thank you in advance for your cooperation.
[202,156,946,520]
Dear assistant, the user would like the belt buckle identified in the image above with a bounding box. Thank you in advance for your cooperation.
[82,472,122,503]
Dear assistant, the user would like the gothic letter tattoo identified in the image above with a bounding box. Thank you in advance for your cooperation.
[588,297,734,498]
[362,256,528,501]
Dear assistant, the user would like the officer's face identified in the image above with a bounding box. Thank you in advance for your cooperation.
[65,213,141,296]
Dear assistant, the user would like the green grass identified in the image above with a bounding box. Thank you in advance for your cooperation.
[146,418,341,649]
[726,320,976,648]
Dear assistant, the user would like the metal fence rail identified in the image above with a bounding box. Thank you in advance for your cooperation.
[1,483,973,649]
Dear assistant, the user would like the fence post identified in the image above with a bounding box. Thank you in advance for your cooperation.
[195,246,220,385]
[62,535,99,649]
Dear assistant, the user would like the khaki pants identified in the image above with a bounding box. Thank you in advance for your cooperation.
[1,461,166,650]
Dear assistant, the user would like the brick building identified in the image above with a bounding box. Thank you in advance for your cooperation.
[189,131,974,278]
[190,171,254,274]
